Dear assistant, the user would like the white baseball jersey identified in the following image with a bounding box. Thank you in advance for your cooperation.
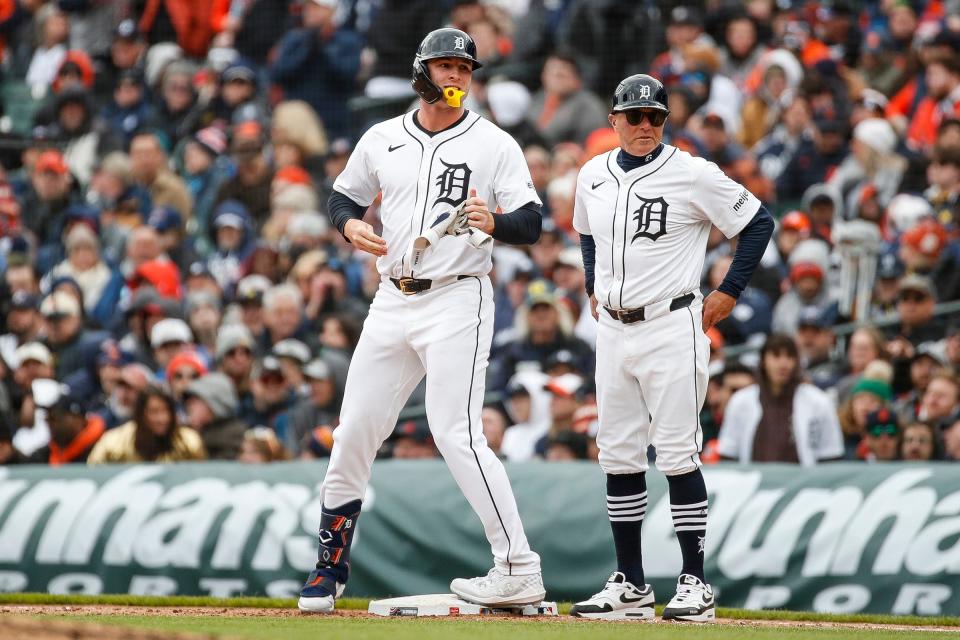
[573,146,761,310]
[334,110,541,280]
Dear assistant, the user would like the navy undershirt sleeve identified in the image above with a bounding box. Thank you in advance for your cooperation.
[717,205,775,299]
[580,233,596,297]
[328,190,367,239]
[491,201,542,245]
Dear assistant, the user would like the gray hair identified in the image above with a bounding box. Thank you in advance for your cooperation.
[263,283,303,312]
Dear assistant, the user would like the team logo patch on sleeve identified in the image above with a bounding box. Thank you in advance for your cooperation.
[631,195,668,242]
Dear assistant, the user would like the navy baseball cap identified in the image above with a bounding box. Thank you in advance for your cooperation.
[115,19,140,41]
[545,349,578,372]
[877,253,905,280]
[147,206,183,233]
[187,261,215,280]
[393,418,432,443]
[51,385,86,415]
[96,340,130,367]
[797,305,832,329]
[222,60,257,85]
[10,291,40,311]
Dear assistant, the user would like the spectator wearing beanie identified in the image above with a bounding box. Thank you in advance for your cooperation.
[899,218,948,275]
[180,126,231,255]
[829,118,906,221]
[772,239,835,335]
[20,149,80,250]
[860,407,901,462]
[183,372,246,460]
[41,290,91,380]
[148,205,199,273]
[215,323,257,421]
[215,121,274,228]
[101,68,155,147]
[838,376,892,459]
[43,223,124,328]
[150,60,198,145]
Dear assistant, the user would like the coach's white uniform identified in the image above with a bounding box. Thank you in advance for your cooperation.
[324,109,542,575]
[573,146,760,475]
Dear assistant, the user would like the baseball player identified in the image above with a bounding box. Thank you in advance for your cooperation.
[569,75,774,622]
[297,28,546,613]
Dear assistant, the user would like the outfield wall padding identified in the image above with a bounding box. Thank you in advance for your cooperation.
[0,462,957,615]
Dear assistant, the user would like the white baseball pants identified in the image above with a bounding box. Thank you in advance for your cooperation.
[322,275,541,575]
[595,294,710,475]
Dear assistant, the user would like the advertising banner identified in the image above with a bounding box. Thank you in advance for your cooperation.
[1,462,957,615]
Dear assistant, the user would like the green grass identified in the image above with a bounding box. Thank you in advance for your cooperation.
[62,615,960,640]
[5,592,960,638]
[3,593,959,628]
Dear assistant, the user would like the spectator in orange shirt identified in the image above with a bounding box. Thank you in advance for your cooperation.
[907,52,960,153]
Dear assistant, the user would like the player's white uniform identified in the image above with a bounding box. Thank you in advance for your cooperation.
[324,109,542,574]
[573,146,760,475]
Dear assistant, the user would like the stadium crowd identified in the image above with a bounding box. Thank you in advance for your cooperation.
[0,0,959,467]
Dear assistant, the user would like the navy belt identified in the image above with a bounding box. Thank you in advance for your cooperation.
[604,292,695,324]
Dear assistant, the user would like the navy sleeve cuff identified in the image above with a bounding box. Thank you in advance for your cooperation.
[718,206,775,299]
[580,233,596,297]
[491,202,542,245]
[328,191,366,240]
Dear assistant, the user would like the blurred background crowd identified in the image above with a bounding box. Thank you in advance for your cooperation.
[0,0,959,467]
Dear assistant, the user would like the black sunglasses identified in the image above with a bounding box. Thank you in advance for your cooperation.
[899,291,929,303]
[623,109,668,127]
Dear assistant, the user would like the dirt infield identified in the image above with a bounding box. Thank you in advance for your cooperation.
[0,614,222,639]
[3,604,960,635]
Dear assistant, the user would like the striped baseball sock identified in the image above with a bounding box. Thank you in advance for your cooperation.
[667,469,708,582]
[606,472,647,586]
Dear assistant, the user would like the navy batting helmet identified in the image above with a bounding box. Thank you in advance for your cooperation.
[611,74,670,114]
[411,28,483,104]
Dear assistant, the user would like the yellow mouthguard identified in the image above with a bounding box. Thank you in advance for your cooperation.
[443,86,466,107]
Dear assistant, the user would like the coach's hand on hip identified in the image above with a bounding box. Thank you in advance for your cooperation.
[464,188,495,234]
[344,219,388,257]
[702,291,736,332]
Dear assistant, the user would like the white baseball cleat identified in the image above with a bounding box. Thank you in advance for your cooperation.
[450,568,546,607]
[569,572,655,620]
[661,574,716,623]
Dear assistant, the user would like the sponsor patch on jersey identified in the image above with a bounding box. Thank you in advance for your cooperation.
[732,189,751,215]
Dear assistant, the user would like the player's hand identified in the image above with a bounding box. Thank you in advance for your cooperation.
[344,219,388,257]
[702,291,736,332]
[464,188,495,235]
[590,294,599,320]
